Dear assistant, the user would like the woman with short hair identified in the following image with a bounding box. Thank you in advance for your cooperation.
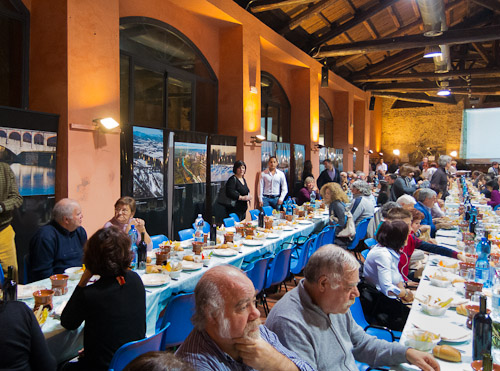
[391,164,418,200]
[297,177,316,206]
[61,227,146,371]
[225,160,251,221]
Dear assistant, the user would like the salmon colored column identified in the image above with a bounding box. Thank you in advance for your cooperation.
[370,97,382,153]
[353,99,371,173]
[333,91,354,172]
[66,0,121,235]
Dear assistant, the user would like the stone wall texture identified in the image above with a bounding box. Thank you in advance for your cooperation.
[381,99,464,164]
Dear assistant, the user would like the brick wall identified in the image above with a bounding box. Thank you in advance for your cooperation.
[381,99,464,164]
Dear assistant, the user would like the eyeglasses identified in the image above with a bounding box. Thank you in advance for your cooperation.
[115,208,131,214]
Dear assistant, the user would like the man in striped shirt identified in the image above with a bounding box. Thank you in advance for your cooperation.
[176,265,313,371]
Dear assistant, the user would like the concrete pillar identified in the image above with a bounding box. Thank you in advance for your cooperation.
[333,91,354,171]
[353,99,370,173]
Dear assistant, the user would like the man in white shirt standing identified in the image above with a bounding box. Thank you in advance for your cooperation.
[259,156,288,210]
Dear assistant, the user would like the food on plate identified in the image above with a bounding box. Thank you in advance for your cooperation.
[409,330,439,343]
[456,304,468,316]
[173,245,184,252]
[146,265,163,274]
[452,277,466,284]
[245,235,253,240]
[439,261,458,269]
[183,255,194,261]
[264,229,271,233]
[146,256,152,264]
[34,306,49,326]
[218,244,229,249]
[429,273,449,281]
[432,345,462,362]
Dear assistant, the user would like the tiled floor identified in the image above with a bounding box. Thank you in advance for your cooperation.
[258,274,303,324]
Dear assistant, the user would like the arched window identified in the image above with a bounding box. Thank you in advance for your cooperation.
[119,18,217,133]
[23,132,31,143]
[319,97,333,148]
[34,133,43,145]
[261,72,290,142]
[0,0,29,108]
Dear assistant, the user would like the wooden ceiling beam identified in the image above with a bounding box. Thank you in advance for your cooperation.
[250,0,317,13]
[386,6,401,29]
[470,0,500,14]
[354,67,500,82]
[316,25,500,57]
[472,42,492,64]
[372,91,457,104]
[280,0,333,34]
[354,50,424,76]
[364,77,500,91]
[363,20,379,39]
[313,0,400,47]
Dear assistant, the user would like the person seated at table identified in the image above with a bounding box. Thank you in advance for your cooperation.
[392,164,418,200]
[297,177,317,206]
[486,180,500,208]
[61,226,146,371]
[0,299,56,371]
[366,201,400,239]
[363,220,412,331]
[396,194,416,210]
[265,245,440,371]
[340,171,349,192]
[175,265,314,371]
[376,180,389,206]
[29,198,87,281]
[320,182,348,237]
[414,188,438,238]
[350,180,375,226]
[225,160,252,222]
[385,208,464,283]
[124,351,193,371]
[104,196,152,250]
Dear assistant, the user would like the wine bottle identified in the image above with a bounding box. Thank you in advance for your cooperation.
[473,294,492,361]
[210,216,217,244]
[258,208,265,228]
[2,266,17,301]
[137,232,147,270]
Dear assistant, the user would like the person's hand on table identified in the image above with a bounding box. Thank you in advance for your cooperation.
[78,269,93,287]
[457,253,466,262]
[234,337,299,371]
[406,348,440,371]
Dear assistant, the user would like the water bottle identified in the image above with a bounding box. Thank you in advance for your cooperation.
[286,197,293,216]
[310,191,316,206]
[128,225,138,269]
[194,214,204,243]
[476,237,492,288]
[492,271,500,364]
[347,188,353,201]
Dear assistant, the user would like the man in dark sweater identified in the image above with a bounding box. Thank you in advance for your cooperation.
[317,159,340,190]
[29,198,87,281]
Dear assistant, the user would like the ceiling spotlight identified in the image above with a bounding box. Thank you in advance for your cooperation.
[367,149,374,154]
[393,149,400,156]
[423,45,442,58]
[251,135,266,144]
[437,81,451,96]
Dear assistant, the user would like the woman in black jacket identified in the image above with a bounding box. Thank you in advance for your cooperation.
[225,160,252,221]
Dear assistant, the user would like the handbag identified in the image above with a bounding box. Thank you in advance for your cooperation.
[217,184,236,208]
[337,197,362,238]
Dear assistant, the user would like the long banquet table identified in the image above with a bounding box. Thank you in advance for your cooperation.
[19,214,328,364]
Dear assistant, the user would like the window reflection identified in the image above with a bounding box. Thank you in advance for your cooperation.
[261,72,290,142]
[134,66,164,128]
[167,76,192,131]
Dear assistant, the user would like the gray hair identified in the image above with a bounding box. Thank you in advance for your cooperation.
[304,176,315,186]
[304,244,359,289]
[52,198,79,223]
[438,155,452,167]
[416,188,437,202]
[380,201,400,218]
[356,171,365,177]
[351,180,372,196]
[396,195,416,207]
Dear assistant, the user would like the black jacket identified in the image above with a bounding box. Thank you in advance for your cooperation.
[317,168,340,190]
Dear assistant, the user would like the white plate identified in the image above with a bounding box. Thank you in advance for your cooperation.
[181,261,204,271]
[281,226,294,231]
[266,233,279,239]
[211,249,239,257]
[64,266,84,280]
[414,320,470,342]
[225,227,236,233]
[141,274,170,287]
[242,240,264,246]
[298,220,313,225]
[17,285,46,300]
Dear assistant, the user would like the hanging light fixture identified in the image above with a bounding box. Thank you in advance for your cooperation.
[437,81,451,96]
[423,45,442,58]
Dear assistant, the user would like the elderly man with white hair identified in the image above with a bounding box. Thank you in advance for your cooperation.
[176,265,313,371]
[396,194,416,210]
[414,188,438,238]
[266,245,440,371]
[430,155,452,200]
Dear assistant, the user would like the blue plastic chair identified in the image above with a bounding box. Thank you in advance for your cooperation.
[263,247,293,314]
[0,264,4,286]
[290,235,316,276]
[262,206,273,216]
[178,228,195,241]
[229,213,240,222]
[494,204,500,211]
[245,257,271,294]
[364,238,377,248]
[156,292,195,349]
[249,209,260,221]
[151,234,168,249]
[347,218,372,251]
[223,217,235,228]
[361,249,369,261]
[192,221,210,234]
[108,324,170,371]
[350,297,397,342]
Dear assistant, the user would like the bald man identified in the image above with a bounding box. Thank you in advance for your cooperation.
[29,198,87,281]
[176,265,313,371]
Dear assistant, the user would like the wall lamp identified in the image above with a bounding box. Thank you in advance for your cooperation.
[70,117,121,133]
[450,150,458,157]
[251,135,266,144]
[351,147,358,152]
[378,152,384,156]
[393,149,400,156]
[367,149,374,154]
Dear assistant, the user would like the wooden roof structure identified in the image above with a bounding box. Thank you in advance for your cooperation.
[235,0,500,105]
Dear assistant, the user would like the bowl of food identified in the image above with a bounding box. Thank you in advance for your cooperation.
[438,260,459,273]
[471,360,500,371]
[64,266,84,280]
[420,296,453,316]
[429,273,451,288]
[406,330,441,352]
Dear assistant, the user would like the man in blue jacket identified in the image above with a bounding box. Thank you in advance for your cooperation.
[29,198,87,281]
[414,188,437,238]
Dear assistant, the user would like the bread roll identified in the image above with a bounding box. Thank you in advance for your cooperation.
[432,345,461,362]
[456,304,467,316]
[183,255,194,261]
